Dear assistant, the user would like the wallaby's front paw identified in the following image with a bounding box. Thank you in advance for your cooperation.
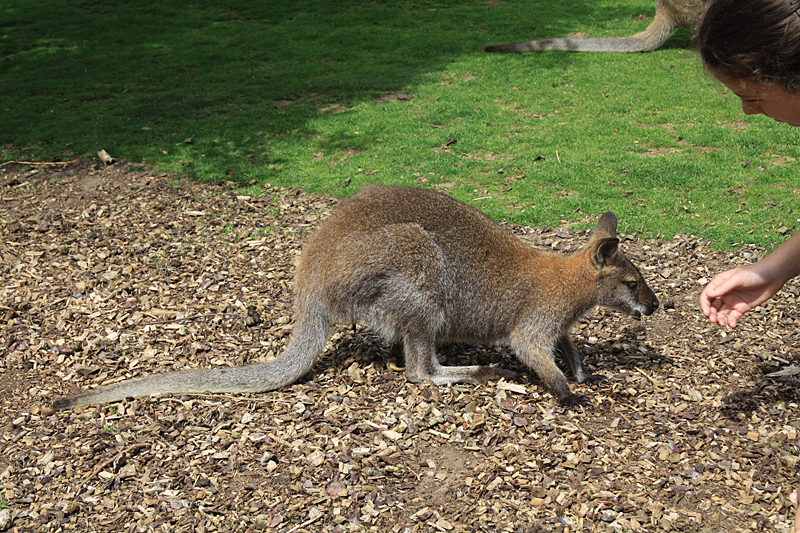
[582,373,608,386]
[559,393,591,408]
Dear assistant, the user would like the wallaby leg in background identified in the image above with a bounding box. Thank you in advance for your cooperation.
[555,335,608,386]
[512,335,588,407]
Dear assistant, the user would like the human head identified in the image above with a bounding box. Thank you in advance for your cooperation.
[697,0,800,94]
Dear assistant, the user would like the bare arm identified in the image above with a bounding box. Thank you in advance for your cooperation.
[700,230,800,327]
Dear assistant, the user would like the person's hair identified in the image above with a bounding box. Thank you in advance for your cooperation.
[697,0,800,93]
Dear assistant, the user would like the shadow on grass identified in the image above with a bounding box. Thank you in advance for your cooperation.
[1,0,686,183]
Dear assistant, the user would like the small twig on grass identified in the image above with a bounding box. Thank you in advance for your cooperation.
[0,159,79,168]
[1,194,36,201]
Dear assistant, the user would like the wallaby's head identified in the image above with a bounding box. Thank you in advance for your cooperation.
[584,212,659,319]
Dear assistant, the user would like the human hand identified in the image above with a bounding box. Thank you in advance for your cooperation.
[791,486,800,533]
[699,263,784,328]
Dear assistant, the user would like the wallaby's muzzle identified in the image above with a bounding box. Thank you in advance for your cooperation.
[630,296,660,319]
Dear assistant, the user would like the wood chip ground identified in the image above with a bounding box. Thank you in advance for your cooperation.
[0,161,798,532]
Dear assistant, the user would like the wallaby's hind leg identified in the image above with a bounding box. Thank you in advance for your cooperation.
[555,335,608,386]
[402,336,519,385]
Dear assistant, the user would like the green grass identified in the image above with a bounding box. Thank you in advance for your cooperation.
[3,0,800,249]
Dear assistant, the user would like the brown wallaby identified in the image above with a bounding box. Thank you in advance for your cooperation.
[485,0,708,53]
[52,185,658,410]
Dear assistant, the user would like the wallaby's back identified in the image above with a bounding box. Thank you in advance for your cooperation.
[298,185,573,343]
[304,188,657,407]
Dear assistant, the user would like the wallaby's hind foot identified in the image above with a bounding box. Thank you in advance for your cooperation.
[406,364,521,386]
[472,365,522,384]
[401,337,522,386]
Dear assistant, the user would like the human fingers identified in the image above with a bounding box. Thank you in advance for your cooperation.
[701,293,736,327]
[702,270,743,300]
[700,282,728,317]
[706,302,726,325]
[699,290,714,317]
[721,309,740,328]
[700,272,740,317]
[716,299,751,328]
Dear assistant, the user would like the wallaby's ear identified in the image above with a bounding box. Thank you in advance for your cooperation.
[591,212,618,240]
[592,237,620,269]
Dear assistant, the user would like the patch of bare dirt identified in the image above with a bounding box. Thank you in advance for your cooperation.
[0,160,798,532]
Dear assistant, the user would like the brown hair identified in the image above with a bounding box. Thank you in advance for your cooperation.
[697,0,800,92]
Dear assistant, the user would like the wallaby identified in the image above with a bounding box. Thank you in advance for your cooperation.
[52,185,658,410]
[485,0,708,53]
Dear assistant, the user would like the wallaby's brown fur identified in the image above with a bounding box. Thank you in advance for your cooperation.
[52,186,658,410]
[485,0,708,53]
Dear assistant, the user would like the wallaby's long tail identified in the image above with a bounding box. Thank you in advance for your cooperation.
[51,313,330,410]
[485,20,674,53]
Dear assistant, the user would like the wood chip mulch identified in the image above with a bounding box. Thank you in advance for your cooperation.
[0,160,798,532]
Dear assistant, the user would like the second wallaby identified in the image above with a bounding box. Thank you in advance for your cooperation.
[485,0,708,53]
[53,185,658,410]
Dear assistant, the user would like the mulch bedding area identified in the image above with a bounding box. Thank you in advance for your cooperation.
[0,160,798,533]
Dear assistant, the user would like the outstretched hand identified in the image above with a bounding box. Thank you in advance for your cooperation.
[699,264,784,328]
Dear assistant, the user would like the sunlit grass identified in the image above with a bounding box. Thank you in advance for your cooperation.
[2,0,799,249]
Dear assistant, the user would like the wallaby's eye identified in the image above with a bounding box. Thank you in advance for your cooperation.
[623,281,637,290]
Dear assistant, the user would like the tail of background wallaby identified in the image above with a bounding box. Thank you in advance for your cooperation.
[485,17,675,53]
[485,0,713,54]
[52,312,330,410]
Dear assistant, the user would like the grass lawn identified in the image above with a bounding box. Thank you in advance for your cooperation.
[2,0,800,249]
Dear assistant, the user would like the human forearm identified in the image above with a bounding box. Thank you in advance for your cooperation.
[752,230,800,286]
